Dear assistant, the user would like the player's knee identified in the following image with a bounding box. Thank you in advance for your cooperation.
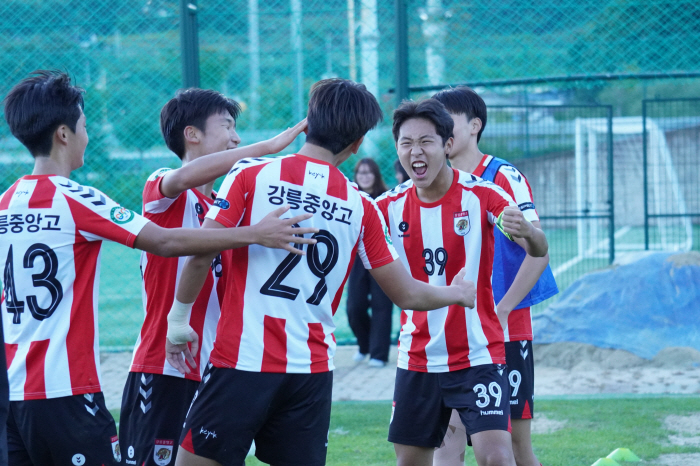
[477,447,515,466]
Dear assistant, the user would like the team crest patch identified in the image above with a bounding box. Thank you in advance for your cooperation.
[153,439,174,465]
[454,211,470,236]
[110,206,135,224]
[111,435,121,462]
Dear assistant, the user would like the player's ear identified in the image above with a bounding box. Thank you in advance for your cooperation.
[471,118,482,136]
[350,135,365,154]
[444,136,454,156]
[183,125,200,144]
[54,124,70,146]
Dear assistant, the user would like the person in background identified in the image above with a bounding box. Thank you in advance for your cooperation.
[346,158,394,367]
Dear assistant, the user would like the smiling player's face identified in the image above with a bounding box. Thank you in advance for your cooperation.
[199,111,241,156]
[396,117,452,192]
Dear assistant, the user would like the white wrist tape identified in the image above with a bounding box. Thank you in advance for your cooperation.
[166,299,195,344]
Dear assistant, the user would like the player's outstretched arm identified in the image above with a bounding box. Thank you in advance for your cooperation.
[370,260,476,311]
[134,205,318,258]
[159,119,308,198]
[500,206,548,257]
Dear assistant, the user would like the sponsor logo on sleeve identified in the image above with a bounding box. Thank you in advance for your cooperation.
[384,225,393,245]
[213,198,230,210]
[454,211,470,236]
[153,439,174,465]
[518,202,535,211]
[110,206,135,224]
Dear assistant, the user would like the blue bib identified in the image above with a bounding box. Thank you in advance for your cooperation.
[481,157,558,308]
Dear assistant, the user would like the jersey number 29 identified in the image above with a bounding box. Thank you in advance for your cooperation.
[260,228,338,305]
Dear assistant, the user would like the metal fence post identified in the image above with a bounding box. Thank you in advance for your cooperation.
[180,0,200,88]
[395,0,409,105]
[607,105,615,263]
[642,100,649,250]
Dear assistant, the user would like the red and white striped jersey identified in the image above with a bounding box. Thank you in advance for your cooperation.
[205,154,398,373]
[129,168,225,380]
[473,155,539,342]
[0,175,149,400]
[376,168,515,373]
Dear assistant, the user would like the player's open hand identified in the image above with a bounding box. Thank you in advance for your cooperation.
[165,330,199,375]
[268,119,308,154]
[451,267,476,309]
[500,206,533,239]
[254,205,319,255]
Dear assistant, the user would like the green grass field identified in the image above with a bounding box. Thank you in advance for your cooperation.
[110,396,700,466]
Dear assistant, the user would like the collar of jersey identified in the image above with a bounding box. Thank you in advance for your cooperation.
[291,153,336,168]
[409,167,460,208]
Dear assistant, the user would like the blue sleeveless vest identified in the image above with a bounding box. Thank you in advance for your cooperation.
[481,157,558,308]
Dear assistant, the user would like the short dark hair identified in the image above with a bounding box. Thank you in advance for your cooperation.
[3,70,85,157]
[306,79,383,155]
[160,88,241,159]
[431,86,487,142]
[392,98,454,146]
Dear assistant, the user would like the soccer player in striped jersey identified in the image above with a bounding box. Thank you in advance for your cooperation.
[377,98,548,466]
[0,70,316,466]
[119,89,308,466]
[431,87,557,466]
[165,79,477,466]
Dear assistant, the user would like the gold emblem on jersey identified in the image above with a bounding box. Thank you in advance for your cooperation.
[454,211,470,236]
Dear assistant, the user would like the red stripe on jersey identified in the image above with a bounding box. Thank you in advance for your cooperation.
[65,196,138,248]
[28,177,56,209]
[280,156,306,186]
[66,235,101,394]
[326,166,348,201]
[261,316,287,372]
[24,339,50,399]
[401,198,429,369]
[308,323,329,373]
[5,343,17,369]
[0,180,20,210]
[470,190,505,362]
[180,429,195,453]
[210,177,258,369]
[331,240,360,314]
[494,172,515,199]
[440,193,469,369]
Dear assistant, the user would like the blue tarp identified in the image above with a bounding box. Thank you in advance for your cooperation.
[533,252,700,359]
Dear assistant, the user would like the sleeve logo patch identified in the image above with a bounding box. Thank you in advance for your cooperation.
[213,198,230,210]
[518,202,535,211]
[110,206,135,224]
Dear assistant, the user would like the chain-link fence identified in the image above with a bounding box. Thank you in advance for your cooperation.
[1,0,699,349]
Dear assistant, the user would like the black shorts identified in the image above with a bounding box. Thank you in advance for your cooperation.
[388,365,511,448]
[504,340,535,420]
[179,366,333,466]
[119,371,199,466]
[7,392,120,466]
